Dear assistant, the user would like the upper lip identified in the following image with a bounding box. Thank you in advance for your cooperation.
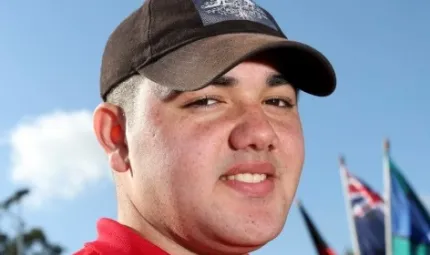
[222,161,276,177]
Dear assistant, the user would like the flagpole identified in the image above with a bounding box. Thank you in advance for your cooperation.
[383,138,392,255]
[339,155,361,255]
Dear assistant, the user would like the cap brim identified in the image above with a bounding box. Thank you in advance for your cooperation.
[138,33,336,97]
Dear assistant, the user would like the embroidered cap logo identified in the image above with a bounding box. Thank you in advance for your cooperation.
[192,0,279,31]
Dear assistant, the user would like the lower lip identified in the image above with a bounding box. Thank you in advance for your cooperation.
[222,178,275,197]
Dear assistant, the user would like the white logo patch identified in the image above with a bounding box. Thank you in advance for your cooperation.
[193,0,278,30]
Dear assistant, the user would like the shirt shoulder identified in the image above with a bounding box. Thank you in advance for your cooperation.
[75,218,170,255]
[72,242,119,255]
[72,246,99,255]
[72,242,158,255]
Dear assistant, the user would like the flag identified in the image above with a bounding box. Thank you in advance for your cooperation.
[296,200,337,255]
[383,140,430,255]
[339,157,385,255]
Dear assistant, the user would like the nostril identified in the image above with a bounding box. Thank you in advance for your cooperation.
[249,143,275,151]
[268,144,275,151]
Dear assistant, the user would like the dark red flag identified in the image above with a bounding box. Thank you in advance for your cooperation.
[297,200,337,255]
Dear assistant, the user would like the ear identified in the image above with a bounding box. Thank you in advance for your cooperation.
[93,103,130,173]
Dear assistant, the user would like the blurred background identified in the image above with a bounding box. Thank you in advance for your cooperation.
[0,0,429,254]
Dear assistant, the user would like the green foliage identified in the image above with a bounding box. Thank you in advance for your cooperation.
[0,189,65,255]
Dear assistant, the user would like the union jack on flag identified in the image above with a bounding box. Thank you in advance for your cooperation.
[340,161,386,255]
[346,171,384,217]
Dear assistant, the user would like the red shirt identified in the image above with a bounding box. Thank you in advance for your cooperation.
[73,218,170,255]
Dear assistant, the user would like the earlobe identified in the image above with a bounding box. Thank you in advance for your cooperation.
[93,103,130,173]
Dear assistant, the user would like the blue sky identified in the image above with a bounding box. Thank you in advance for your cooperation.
[0,0,429,254]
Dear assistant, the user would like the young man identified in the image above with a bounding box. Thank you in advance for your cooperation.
[75,0,336,254]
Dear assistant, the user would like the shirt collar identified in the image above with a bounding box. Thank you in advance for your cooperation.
[96,218,170,255]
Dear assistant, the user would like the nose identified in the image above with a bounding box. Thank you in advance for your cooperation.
[228,107,279,151]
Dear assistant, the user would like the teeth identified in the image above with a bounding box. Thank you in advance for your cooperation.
[220,173,267,183]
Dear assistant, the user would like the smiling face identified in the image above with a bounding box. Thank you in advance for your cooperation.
[94,54,305,254]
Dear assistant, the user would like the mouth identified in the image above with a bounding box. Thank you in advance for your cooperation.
[219,162,276,197]
[220,173,270,183]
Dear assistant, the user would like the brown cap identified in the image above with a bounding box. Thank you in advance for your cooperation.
[100,0,337,101]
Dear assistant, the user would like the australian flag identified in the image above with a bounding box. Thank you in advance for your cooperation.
[341,164,386,255]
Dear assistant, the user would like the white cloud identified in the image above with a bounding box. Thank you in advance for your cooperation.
[7,110,110,209]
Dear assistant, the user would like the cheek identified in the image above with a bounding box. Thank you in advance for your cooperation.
[275,116,305,169]
[274,117,305,194]
[278,112,303,142]
[154,115,227,191]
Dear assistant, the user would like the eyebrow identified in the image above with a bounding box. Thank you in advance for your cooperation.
[210,73,292,87]
[160,73,296,102]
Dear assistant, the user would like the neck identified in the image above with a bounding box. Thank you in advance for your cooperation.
[116,193,199,255]
[115,189,252,255]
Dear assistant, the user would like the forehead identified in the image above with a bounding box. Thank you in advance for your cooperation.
[222,58,281,78]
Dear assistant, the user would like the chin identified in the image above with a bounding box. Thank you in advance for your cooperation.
[210,218,286,254]
[178,207,288,255]
[235,223,283,244]
[204,232,280,255]
[209,199,289,251]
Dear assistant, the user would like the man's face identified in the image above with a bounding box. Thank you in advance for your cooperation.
[113,55,303,254]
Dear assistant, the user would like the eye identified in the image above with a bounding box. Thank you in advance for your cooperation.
[264,97,294,108]
[183,96,221,108]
